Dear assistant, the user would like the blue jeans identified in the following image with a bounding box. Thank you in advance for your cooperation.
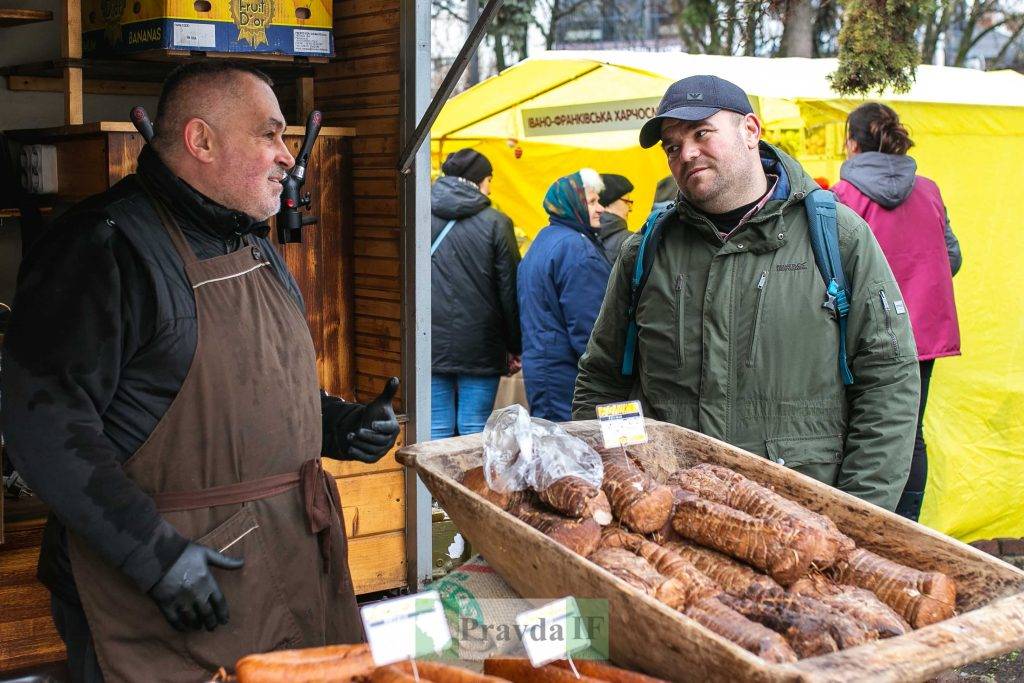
[431,374,501,439]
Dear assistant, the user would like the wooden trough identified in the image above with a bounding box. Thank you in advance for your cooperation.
[397,419,1024,682]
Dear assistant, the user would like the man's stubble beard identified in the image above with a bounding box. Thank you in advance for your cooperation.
[680,165,728,212]
[254,196,281,222]
[682,155,758,214]
[220,174,283,222]
[266,205,280,221]
[217,189,279,222]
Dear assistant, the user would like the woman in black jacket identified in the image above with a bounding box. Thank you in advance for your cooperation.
[430,149,522,437]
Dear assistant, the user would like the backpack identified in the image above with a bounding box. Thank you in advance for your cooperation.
[621,188,854,386]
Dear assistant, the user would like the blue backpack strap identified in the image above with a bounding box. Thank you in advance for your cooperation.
[621,205,672,376]
[430,219,457,256]
[804,189,854,386]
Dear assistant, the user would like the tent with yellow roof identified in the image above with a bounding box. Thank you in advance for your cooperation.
[430,51,1024,543]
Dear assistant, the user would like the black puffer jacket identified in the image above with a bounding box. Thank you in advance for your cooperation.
[431,176,521,375]
[597,211,629,264]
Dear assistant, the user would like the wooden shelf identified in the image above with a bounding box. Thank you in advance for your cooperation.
[0,207,53,218]
[3,53,319,82]
[4,10,328,122]
[6,121,356,139]
[3,53,322,97]
[0,8,53,27]
[142,48,329,65]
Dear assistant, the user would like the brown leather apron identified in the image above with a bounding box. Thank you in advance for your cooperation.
[67,187,362,682]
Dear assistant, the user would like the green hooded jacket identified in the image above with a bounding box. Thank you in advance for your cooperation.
[573,144,920,511]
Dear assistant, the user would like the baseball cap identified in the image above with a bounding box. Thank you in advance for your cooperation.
[639,75,754,149]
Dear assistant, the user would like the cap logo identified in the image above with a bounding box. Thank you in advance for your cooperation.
[686,92,704,101]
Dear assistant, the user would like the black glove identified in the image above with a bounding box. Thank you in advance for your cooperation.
[346,377,400,463]
[149,542,244,632]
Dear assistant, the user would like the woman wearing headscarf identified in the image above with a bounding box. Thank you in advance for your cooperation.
[833,103,962,522]
[517,169,610,421]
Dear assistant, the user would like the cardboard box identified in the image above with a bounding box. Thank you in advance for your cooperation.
[82,0,333,57]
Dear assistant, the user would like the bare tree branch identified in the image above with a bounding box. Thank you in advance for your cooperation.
[993,13,1024,63]
[433,0,468,22]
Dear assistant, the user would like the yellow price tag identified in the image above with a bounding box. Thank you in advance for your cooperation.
[595,400,648,449]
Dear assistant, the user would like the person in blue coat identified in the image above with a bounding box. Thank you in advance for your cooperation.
[518,168,612,421]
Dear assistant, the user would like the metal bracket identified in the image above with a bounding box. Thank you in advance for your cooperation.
[823,292,837,317]
[397,0,504,174]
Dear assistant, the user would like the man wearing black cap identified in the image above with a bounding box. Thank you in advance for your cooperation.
[597,173,635,263]
[430,149,521,439]
[573,75,921,513]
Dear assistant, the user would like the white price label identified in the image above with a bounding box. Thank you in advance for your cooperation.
[172,21,216,48]
[515,597,591,667]
[595,400,648,449]
[293,29,331,54]
[360,590,452,666]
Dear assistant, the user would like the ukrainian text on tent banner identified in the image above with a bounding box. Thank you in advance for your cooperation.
[521,98,662,137]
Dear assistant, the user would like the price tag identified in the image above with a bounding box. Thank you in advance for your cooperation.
[515,597,591,667]
[595,401,648,449]
[361,590,452,666]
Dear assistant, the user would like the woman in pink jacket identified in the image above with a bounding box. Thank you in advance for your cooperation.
[833,103,962,522]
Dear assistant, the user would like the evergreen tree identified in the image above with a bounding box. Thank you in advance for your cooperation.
[828,0,926,94]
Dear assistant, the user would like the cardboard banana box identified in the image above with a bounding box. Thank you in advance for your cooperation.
[82,0,332,57]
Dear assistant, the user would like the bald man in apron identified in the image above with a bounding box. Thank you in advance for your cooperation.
[1,61,400,681]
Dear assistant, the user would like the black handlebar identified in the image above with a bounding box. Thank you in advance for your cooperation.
[277,110,322,244]
[130,106,155,143]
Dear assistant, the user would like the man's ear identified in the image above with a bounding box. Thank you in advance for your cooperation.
[742,113,762,149]
[182,117,215,163]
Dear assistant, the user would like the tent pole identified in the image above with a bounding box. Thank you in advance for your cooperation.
[467,1,480,85]
[398,0,504,174]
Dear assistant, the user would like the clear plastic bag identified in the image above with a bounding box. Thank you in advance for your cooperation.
[481,405,603,493]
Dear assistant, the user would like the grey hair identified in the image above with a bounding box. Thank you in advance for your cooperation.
[152,61,273,156]
[579,168,604,194]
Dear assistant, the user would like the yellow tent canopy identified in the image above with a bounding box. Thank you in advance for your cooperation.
[431,51,1024,542]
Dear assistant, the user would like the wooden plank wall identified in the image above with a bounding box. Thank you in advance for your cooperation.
[316,0,403,408]
[0,519,66,672]
[274,133,356,399]
[315,0,408,595]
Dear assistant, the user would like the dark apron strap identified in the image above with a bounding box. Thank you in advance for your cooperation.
[300,458,349,592]
[150,459,347,593]
[151,471,300,512]
[137,174,200,268]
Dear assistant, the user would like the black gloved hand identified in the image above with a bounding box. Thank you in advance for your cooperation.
[346,377,400,463]
[149,542,244,632]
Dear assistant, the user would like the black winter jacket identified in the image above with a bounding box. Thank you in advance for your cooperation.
[597,211,630,264]
[430,176,521,375]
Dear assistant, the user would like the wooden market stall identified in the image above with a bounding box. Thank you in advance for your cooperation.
[0,0,433,675]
